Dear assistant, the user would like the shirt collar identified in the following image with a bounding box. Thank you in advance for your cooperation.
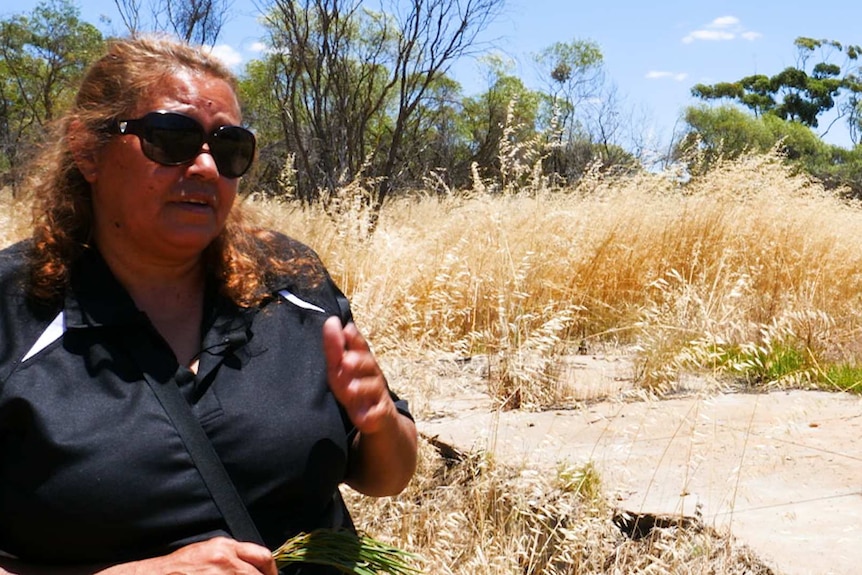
[64,247,147,330]
[63,247,257,355]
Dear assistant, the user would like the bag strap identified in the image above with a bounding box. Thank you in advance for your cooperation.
[124,331,265,545]
[335,291,353,325]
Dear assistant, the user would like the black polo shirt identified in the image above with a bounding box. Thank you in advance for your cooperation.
[0,236,410,567]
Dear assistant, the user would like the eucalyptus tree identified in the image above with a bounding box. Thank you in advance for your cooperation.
[259,0,397,202]
[396,73,470,191]
[531,38,611,181]
[112,0,231,44]
[0,0,103,188]
[256,0,503,205]
[461,54,541,185]
[680,36,862,194]
[373,0,502,206]
[691,36,862,144]
[533,38,603,143]
[676,103,862,196]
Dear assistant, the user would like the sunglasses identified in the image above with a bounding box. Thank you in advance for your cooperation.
[109,111,256,178]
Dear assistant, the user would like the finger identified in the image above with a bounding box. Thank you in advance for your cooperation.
[339,348,382,379]
[341,373,397,431]
[350,393,394,433]
[323,316,359,410]
[322,315,346,378]
[342,321,371,353]
[234,541,278,575]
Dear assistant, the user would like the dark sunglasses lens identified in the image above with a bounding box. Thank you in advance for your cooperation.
[210,126,256,178]
[141,114,203,165]
[124,112,254,177]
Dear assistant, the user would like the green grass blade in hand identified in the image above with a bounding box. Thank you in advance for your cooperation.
[272,529,422,574]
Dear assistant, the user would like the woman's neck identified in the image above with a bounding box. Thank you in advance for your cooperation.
[98,243,208,369]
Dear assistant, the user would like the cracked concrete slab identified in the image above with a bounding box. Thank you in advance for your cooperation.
[417,355,862,575]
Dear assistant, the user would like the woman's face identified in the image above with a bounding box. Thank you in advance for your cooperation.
[84,71,243,264]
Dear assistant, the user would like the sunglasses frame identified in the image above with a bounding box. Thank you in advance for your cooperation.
[109,110,256,178]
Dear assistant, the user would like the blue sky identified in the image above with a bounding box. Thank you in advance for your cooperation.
[8,0,862,148]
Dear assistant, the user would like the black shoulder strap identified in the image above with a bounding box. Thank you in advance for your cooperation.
[335,291,353,325]
[329,277,353,326]
[124,332,264,545]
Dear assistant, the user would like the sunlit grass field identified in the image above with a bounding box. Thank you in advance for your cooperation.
[254,152,862,402]
[6,151,861,572]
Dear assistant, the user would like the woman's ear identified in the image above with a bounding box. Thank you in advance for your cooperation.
[68,118,99,184]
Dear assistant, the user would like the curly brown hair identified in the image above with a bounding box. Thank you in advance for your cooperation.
[27,35,318,308]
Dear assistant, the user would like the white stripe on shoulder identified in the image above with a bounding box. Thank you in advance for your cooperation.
[278,290,326,314]
[22,311,66,363]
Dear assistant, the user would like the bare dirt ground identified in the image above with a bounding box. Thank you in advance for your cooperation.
[412,352,862,575]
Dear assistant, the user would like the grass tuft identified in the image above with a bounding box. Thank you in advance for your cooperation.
[819,362,862,393]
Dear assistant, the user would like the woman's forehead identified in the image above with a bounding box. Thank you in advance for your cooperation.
[134,71,240,119]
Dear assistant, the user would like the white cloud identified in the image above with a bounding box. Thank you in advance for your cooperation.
[246,41,291,56]
[683,29,734,43]
[711,16,739,28]
[207,44,244,69]
[681,15,760,45]
[645,70,688,82]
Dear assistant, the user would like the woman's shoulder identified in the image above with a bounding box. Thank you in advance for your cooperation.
[0,238,31,262]
[250,230,346,315]
[0,240,32,296]
[254,229,323,264]
[0,240,61,383]
[0,239,62,315]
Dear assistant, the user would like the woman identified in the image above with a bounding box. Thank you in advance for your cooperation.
[0,35,417,574]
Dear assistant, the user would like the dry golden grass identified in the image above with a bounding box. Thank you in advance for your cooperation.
[0,190,31,248]
[9,151,861,572]
[342,437,776,574]
[246,152,862,400]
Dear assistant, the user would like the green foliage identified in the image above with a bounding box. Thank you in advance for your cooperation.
[0,0,627,199]
[252,0,399,201]
[556,461,602,502]
[247,0,507,204]
[820,363,862,393]
[675,105,774,173]
[405,74,473,189]
[761,114,824,159]
[461,62,542,183]
[541,137,637,185]
[677,104,862,196]
[535,39,603,86]
[809,145,862,198]
[691,81,745,101]
[235,58,290,194]
[687,37,862,182]
[699,342,862,394]
[714,341,813,387]
[0,0,103,186]
[533,38,604,146]
[762,115,862,197]
[691,36,860,133]
[534,37,603,113]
